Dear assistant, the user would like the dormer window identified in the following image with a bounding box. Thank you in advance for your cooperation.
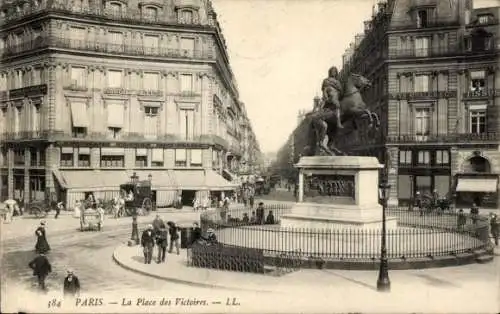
[142,6,158,21]
[416,10,428,28]
[179,9,194,24]
[106,1,124,17]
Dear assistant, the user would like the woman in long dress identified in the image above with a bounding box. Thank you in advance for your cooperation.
[35,221,51,254]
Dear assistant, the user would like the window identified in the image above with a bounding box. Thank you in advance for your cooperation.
[469,71,485,94]
[15,69,23,88]
[13,106,21,133]
[179,109,194,140]
[180,74,193,92]
[70,66,86,88]
[470,109,486,134]
[32,103,41,134]
[108,31,124,52]
[180,37,195,57]
[143,35,159,55]
[143,6,158,21]
[190,149,202,166]
[108,2,123,16]
[72,127,87,138]
[144,106,159,138]
[416,10,428,28]
[415,176,432,195]
[180,10,193,24]
[151,148,164,167]
[70,27,86,48]
[464,10,471,24]
[70,102,89,136]
[399,150,412,165]
[414,75,429,92]
[78,148,90,167]
[143,72,159,90]
[32,68,41,85]
[14,149,24,165]
[100,148,125,167]
[417,151,430,165]
[107,70,123,88]
[435,150,449,165]
[464,37,472,51]
[212,150,219,168]
[415,107,430,138]
[398,175,412,200]
[30,148,38,167]
[60,147,74,167]
[135,149,148,167]
[415,37,429,57]
[175,149,187,167]
[107,127,121,139]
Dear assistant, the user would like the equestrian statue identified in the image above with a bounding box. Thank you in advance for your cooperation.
[297,66,380,156]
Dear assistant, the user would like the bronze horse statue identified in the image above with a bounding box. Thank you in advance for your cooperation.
[297,72,380,156]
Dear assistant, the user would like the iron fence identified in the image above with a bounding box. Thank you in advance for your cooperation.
[198,204,490,263]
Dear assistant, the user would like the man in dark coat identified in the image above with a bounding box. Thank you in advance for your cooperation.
[141,224,155,264]
[156,226,168,263]
[190,222,202,246]
[256,202,265,225]
[28,252,52,291]
[490,214,499,246]
[152,215,166,239]
[167,221,180,255]
[35,221,51,254]
[63,269,81,297]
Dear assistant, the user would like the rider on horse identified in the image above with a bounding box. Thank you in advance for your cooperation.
[312,66,343,129]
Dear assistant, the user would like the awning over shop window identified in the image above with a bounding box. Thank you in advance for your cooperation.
[130,170,176,189]
[79,147,91,154]
[101,147,125,156]
[136,148,147,156]
[151,149,164,162]
[53,170,130,190]
[61,147,74,154]
[70,102,89,128]
[456,177,498,192]
[222,168,235,181]
[174,170,238,190]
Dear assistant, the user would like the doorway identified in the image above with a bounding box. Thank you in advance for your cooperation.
[181,190,196,206]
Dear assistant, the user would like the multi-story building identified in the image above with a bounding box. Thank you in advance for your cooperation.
[0,0,260,208]
[339,0,500,207]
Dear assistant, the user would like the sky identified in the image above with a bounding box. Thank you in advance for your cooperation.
[212,0,499,153]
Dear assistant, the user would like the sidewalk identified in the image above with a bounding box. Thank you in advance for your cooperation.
[113,244,499,313]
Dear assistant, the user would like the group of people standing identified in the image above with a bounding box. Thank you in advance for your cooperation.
[28,220,81,296]
[141,215,184,264]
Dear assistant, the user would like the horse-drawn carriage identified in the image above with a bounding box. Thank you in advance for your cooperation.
[120,179,154,216]
[25,199,53,218]
[80,208,103,231]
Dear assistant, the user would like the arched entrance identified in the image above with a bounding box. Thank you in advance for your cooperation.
[455,154,498,208]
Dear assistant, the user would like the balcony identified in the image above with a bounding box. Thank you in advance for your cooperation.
[102,88,164,97]
[388,90,457,100]
[0,131,46,141]
[387,132,500,144]
[1,36,215,61]
[389,46,499,59]
[389,20,460,31]
[463,89,500,99]
[9,84,47,98]
[0,5,209,28]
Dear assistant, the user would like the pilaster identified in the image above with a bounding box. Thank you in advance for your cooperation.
[7,148,13,199]
[24,147,30,204]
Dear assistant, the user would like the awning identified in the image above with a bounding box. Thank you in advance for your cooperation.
[107,103,124,128]
[53,170,130,190]
[101,147,125,156]
[130,170,176,189]
[456,177,498,192]
[174,170,238,190]
[222,168,235,181]
[151,148,164,162]
[70,102,89,127]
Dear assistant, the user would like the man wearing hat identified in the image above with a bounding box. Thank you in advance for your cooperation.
[141,224,155,264]
[28,252,52,291]
[156,225,168,263]
[206,228,217,245]
[256,202,265,225]
[63,269,81,297]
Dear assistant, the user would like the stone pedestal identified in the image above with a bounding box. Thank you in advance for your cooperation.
[280,156,398,230]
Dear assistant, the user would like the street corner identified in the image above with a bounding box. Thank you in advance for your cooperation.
[111,244,284,293]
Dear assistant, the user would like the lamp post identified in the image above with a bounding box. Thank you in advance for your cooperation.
[377,179,391,292]
[130,172,139,245]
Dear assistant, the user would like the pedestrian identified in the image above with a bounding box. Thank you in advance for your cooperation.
[141,224,155,264]
[470,202,479,224]
[55,201,64,219]
[63,269,81,297]
[156,226,168,263]
[167,221,180,255]
[265,210,275,225]
[205,228,217,245]
[35,221,51,254]
[152,214,165,238]
[490,214,499,246]
[28,252,52,292]
[457,209,467,231]
[256,202,265,224]
[190,222,202,246]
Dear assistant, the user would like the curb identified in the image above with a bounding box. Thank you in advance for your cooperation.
[112,246,274,293]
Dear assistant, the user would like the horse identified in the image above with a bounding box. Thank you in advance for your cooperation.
[300,72,380,156]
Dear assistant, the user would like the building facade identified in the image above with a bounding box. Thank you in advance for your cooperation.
[340,0,500,207]
[0,0,261,208]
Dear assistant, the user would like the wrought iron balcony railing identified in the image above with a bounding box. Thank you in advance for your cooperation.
[387,132,500,144]
[463,89,500,98]
[388,90,457,100]
[389,46,499,59]
[1,36,215,61]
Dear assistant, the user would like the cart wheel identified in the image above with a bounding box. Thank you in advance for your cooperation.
[31,206,44,218]
[142,198,152,216]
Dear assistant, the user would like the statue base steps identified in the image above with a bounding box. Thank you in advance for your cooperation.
[280,203,398,230]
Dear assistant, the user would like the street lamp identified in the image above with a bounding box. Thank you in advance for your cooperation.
[130,172,140,245]
[377,179,391,292]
